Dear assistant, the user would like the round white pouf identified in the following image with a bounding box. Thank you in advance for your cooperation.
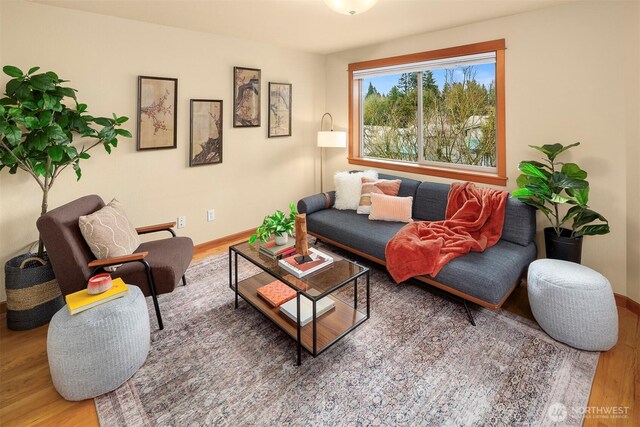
[47,285,150,401]
[528,259,618,351]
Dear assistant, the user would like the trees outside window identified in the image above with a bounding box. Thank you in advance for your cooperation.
[348,40,506,186]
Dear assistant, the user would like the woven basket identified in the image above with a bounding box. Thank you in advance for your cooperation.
[5,253,65,330]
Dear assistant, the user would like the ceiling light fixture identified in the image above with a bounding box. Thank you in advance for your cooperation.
[323,0,379,16]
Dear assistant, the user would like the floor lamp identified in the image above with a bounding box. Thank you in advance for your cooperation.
[317,113,347,193]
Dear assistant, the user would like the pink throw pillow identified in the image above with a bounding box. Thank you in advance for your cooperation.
[368,193,413,223]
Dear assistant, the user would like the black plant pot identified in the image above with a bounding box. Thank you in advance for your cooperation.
[544,227,583,264]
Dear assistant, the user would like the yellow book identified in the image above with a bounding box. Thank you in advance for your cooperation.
[65,277,129,315]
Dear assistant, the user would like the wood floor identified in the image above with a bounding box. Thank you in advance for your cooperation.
[1,236,637,426]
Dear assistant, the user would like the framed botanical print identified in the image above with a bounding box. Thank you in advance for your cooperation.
[190,99,223,167]
[137,76,178,150]
[233,66,261,127]
[268,82,292,138]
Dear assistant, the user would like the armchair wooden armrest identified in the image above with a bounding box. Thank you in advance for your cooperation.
[136,222,177,236]
[88,252,149,268]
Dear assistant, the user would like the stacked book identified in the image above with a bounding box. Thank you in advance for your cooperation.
[255,279,336,326]
[256,280,296,307]
[259,240,296,260]
[279,291,336,327]
[65,277,129,315]
[278,248,333,278]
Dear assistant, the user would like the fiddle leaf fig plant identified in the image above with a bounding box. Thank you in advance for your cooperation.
[512,142,610,238]
[0,65,131,258]
[249,203,299,244]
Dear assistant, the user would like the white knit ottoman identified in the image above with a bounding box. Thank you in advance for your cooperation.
[527,259,618,351]
[47,285,150,401]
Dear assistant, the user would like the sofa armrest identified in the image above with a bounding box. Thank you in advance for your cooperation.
[298,191,335,215]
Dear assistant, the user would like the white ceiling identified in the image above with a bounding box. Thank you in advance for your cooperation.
[33,0,572,54]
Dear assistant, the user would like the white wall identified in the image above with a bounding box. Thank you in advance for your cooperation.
[324,1,640,298]
[0,0,325,301]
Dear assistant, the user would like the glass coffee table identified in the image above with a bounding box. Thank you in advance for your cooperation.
[229,241,370,365]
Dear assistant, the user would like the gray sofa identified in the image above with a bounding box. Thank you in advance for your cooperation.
[298,173,537,319]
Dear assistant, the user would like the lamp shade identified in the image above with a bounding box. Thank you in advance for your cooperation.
[323,0,378,15]
[317,131,347,148]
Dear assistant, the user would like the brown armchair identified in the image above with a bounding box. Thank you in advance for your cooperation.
[36,195,194,330]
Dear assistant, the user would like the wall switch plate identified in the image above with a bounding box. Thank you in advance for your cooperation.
[207,209,215,222]
[177,216,186,229]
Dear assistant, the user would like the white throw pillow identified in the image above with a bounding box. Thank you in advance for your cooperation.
[333,170,377,210]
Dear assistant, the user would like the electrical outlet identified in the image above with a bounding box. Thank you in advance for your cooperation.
[207,209,215,222]
[177,216,186,229]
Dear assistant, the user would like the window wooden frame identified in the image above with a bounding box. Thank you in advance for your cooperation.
[347,39,507,186]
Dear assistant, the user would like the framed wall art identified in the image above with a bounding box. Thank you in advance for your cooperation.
[190,99,223,167]
[137,76,178,150]
[268,82,292,138]
[233,66,261,127]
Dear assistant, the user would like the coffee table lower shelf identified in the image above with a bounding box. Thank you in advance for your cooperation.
[236,271,367,359]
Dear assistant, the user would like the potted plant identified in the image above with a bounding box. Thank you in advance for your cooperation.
[512,142,609,263]
[0,65,130,329]
[249,203,299,245]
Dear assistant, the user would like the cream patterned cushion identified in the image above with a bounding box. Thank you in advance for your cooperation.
[79,199,140,270]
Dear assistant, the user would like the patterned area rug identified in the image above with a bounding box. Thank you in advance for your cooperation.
[95,250,598,426]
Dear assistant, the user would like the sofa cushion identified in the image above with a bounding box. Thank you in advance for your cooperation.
[378,173,421,199]
[433,240,537,305]
[307,209,405,260]
[413,182,449,221]
[501,198,536,247]
[412,182,536,247]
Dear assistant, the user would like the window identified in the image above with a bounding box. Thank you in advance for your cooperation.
[348,40,506,186]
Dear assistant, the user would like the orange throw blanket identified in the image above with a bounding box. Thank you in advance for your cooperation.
[385,182,508,283]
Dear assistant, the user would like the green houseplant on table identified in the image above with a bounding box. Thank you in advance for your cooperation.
[512,142,610,263]
[249,203,299,246]
[0,65,130,330]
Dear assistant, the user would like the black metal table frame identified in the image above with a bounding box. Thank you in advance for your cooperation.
[229,244,370,366]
